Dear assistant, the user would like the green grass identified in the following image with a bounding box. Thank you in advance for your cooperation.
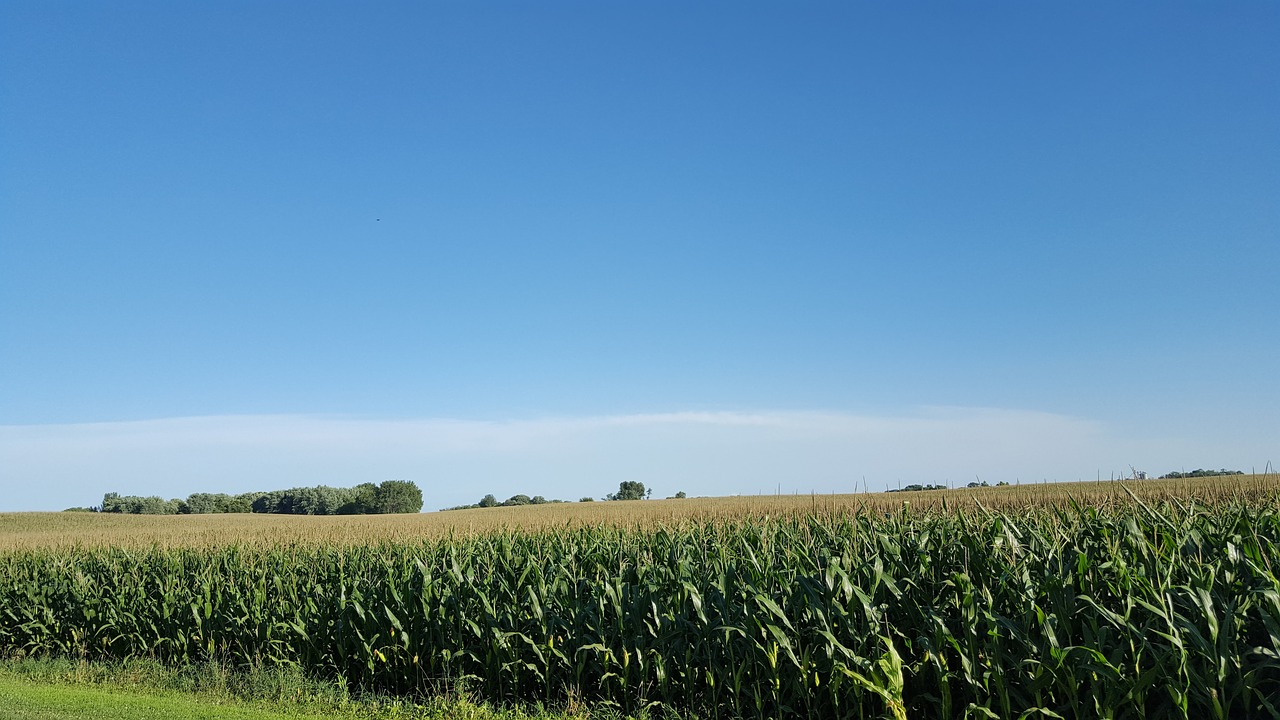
[0,659,596,720]
[0,676,343,720]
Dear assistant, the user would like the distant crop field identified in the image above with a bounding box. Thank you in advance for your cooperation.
[1,473,1276,550]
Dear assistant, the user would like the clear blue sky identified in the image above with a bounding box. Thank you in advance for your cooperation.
[2,2,1276,510]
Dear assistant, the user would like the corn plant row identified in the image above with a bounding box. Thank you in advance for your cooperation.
[1,501,1277,718]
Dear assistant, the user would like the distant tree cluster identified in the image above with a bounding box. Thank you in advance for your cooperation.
[89,481,423,515]
[443,482,671,510]
[886,484,948,493]
[99,494,184,515]
[442,493,568,511]
[1159,468,1244,479]
[606,481,647,501]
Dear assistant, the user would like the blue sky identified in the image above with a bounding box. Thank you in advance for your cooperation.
[2,2,1276,511]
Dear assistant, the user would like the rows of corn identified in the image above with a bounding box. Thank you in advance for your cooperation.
[9,475,1278,552]
[2,499,1278,718]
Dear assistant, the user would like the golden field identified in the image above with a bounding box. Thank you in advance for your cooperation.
[2,473,1276,550]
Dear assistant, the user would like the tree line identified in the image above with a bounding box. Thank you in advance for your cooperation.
[442,482,687,511]
[442,494,570,511]
[1159,468,1244,479]
[79,481,423,515]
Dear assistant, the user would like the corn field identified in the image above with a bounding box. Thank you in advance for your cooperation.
[2,498,1279,718]
[6,474,1277,552]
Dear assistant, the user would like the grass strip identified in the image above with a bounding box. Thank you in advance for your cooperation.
[0,659,599,720]
[0,675,354,720]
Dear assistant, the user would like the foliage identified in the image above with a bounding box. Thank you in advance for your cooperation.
[250,486,359,515]
[442,493,566,511]
[885,483,948,493]
[183,493,254,514]
[100,482,422,517]
[100,492,183,515]
[1160,468,1244,479]
[3,498,1278,718]
[605,481,645,501]
[363,480,424,515]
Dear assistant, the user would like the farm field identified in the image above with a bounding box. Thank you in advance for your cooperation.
[2,474,1278,718]
[2,473,1277,550]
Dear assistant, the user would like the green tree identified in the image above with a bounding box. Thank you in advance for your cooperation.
[101,489,180,512]
[372,480,423,513]
[236,492,265,511]
[184,492,251,514]
[104,481,420,517]
[337,483,379,515]
[609,481,646,501]
[478,494,499,508]
[183,493,218,514]
[286,485,353,515]
[100,492,180,514]
[252,490,287,514]
[100,492,123,513]
[222,494,254,513]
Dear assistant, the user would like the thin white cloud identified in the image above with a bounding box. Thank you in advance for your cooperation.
[0,408,1267,511]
